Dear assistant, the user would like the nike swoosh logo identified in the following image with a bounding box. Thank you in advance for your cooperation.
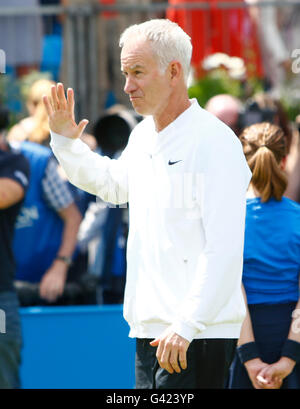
[168,160,182,165]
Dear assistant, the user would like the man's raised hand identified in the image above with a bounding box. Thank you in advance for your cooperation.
[43,83,89,139]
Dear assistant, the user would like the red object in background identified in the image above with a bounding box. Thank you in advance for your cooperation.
[166,0,263,78]
[99,0,117,18]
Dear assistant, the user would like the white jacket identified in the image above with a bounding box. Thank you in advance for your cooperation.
[50,99,252,342]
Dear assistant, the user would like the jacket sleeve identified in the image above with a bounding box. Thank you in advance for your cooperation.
[170,135,252,342]
[50,131,130,205]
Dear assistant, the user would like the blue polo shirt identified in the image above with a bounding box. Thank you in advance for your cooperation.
[243,197,300,305]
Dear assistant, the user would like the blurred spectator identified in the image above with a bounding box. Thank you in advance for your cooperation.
[0,105,30,388]
[8,78,55,146]
[240,93,300,202]
[205,94,243,135]
[228,122,300,389]
[0,0,43,77]
[93,104,139,156]
[12,140,82,305]
[247,0,300,99]
[205,91,300,207]
[240,93,292,154]
[78,105,138,304]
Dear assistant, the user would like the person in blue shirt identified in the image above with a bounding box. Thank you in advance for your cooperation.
[228,122,300,389]
[12,141,82,304]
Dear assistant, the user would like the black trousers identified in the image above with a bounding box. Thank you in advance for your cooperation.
[135,338,237,389]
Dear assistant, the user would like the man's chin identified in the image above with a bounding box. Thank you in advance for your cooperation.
[130,102,149,116]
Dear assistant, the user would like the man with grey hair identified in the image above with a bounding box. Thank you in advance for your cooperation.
[44,19,251,389]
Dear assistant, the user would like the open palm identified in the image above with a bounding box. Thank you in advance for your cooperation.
[43,82,88,139]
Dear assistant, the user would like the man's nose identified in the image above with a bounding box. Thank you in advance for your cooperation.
[124,76,137,95]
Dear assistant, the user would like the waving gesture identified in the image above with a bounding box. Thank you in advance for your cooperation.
[43,83,88,139]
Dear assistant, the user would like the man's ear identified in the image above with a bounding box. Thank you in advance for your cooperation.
[169,61,182,83]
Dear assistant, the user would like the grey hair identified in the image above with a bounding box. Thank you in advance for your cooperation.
[119,19,192,84]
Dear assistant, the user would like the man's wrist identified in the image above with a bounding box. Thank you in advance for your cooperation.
[169,321,199,343]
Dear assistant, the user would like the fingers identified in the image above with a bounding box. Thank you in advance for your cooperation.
[67,87,75,119]
[43,95,53,117]
[39,271,65,303]
[158,342,174,374]
[256,375,268,386]
[51,84,60,110]
[39,282,60,303]
[153,338,188,374]
[256,368,282,389]
[256,367,273,389]
[50,83,69,112]
[57,83,68,110]
[178,346,187,370]
[78,119,89,137]
[169,347,181,373]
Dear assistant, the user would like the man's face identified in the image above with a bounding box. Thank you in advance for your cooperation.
[120,39,172,117]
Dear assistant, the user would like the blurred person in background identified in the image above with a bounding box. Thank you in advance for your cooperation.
[242,93,293,154]
[11,139,82,305]
[204,94,243,136]
[0,105,30,388]
[240,93,300,203]
[206,92,300,205]
[228,122,300,389]
[205,92,293,152]
[8,79,55,147]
